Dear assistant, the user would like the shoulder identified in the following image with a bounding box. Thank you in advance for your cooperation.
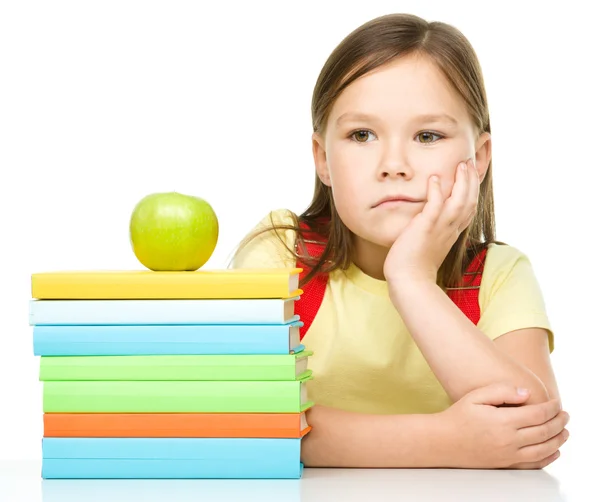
[481,243,534,289]
[479,242,544,303]
[230,208,299,270]
[477,242,552,346]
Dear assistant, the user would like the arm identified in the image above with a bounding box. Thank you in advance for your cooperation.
[390,280,551,404]
[302,384,566,469]
[494,328,560,400]
[302,405,450,468]
[382,162,557,405]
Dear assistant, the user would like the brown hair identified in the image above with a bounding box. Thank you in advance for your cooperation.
[235,13,504,291]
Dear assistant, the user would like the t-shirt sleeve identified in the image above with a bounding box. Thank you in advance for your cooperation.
[230,209,298,270]
[477,244,554,352]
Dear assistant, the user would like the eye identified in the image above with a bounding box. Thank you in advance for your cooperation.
[416,131,443,144]
[349,130,376,143]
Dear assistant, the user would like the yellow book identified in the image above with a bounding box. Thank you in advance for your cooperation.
[31,268,303,300]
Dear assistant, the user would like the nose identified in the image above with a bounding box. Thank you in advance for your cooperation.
[376,139,414,180]
[378,165,413,180]
[377,155,414,180]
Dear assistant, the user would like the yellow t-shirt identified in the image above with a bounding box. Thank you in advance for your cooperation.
[232,209,554,415]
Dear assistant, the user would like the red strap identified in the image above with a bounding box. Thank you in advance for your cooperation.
[295,221,487,339]
[296,223,329,340]
[446,247,487,325]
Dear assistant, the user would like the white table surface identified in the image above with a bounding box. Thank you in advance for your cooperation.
[0,457,594,502]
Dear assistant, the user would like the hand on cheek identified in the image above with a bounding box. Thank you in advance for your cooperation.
[383,158,479,286]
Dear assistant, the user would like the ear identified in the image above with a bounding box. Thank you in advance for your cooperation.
[312,132,331,186]
[474,132,492,182]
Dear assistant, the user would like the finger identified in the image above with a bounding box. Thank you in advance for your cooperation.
[421,175,445,223]
[441,161,470,229]
[507,450,561,470]
[503,398,562,428]
[458,159,479,232]
[518,410,570,448]
[464,383,530,407]
[468,158,480,199]
[517,428,569,464]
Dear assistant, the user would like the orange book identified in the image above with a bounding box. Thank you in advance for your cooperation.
[43,412,311,439]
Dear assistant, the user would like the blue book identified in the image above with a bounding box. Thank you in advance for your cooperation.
[33,322,304,355]
[29,297,299,325]
[42,438,303,479]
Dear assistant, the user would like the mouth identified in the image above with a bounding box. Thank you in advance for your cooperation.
[372,197,424,208]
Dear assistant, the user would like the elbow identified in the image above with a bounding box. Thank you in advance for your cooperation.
[496,372,551,405]
[450,373,551,406]
[522,373,551,404]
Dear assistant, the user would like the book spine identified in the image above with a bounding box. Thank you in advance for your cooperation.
[33,324,299,356]
[42,458,303,479]
[43,381,307,413]
[43,437,302,459]
[39,354,302,381]
[29,299,298,325]
[31,270,301,300]
[43,413,308,439]
[42,438,302,479]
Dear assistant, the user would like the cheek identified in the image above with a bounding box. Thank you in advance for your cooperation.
[439,174,457,199]
[328,174,368,229]
[421,150,469,197]
[328,153,370,205]
[415,161,455,198]
[329,175,363,213]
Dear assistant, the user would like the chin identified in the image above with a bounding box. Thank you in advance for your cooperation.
[357,221,409,249]
[340,210,413,248]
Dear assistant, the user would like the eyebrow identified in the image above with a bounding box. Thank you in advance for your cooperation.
[335,112,459,127]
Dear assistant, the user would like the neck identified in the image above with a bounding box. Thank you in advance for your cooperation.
[351,234,389,281]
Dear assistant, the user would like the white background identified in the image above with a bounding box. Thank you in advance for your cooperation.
[1,0,598,496]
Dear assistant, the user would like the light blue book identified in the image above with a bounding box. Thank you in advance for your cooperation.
[29,297,299,326]
[33,322,304,356]
[42,438,303,479]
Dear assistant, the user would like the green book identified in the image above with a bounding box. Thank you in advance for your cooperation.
[43,377,313,413]
[39,352,313,381]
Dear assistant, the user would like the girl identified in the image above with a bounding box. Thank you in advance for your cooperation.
[232,13,569,469]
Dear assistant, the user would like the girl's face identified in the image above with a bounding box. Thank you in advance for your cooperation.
[313,53,491,250]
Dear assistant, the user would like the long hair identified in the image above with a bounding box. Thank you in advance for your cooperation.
[236,13,504,290]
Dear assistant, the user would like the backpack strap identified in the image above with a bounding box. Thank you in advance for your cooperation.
[295,222,328,340]
[295,220,487,339]
[445,247,487,325]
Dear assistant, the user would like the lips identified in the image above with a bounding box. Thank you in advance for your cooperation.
[373,196,423,208]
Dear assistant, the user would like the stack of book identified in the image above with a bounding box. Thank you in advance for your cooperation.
[30,268,313,479]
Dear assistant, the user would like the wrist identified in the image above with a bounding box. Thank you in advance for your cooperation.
[430,410,460,468]
[386,269,437,286]
[396,411,460,468]
[388,274,438,304]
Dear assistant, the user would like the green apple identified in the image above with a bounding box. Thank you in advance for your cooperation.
[129,192,219,271]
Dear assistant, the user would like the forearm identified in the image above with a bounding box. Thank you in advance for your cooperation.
[390,280,549,404]
[302,405,451,468]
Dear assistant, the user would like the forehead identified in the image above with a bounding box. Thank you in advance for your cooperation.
[329,53,470,128]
